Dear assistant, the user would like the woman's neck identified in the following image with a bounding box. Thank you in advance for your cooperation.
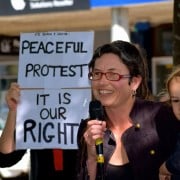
[105,98,135,131]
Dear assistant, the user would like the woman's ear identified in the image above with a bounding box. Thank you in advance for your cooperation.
[130,75,142,91]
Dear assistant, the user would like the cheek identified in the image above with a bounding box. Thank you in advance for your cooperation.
[172,106,180,117]
[91,81,99,96]
[91,81,98,91]
[114,81,131,92]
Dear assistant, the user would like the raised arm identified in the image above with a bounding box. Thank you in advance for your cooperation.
[0,83,20,153]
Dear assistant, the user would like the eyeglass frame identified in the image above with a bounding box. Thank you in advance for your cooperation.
[88,71,131,81]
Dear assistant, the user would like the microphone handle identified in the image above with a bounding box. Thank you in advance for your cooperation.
[96,138,104,162]
[97,163,104,180]
[95,138,105,180]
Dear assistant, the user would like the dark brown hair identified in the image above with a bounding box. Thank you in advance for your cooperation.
[88,40,151,99]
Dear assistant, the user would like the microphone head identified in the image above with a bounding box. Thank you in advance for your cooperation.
[89,100,104,120]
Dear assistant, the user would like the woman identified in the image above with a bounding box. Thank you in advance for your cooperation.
[159,65,180,180]
[76,40,179,180]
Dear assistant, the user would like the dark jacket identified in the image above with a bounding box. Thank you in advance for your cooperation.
[76,98,180,180]
[166,133,180,180]
[0,149,77,180]
[0,150,26,167]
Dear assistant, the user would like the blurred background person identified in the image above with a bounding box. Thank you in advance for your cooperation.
[159,65,180,180]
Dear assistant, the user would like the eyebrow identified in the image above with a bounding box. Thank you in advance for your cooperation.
[170,96,180,99]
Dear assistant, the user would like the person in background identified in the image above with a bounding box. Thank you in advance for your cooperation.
[0,83,77,180]
[76,40,179,180]
[159,65,180,180]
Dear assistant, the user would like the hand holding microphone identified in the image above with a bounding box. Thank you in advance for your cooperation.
[89,100,105,180]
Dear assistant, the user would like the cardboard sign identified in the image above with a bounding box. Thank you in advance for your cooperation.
[16,31,94,149]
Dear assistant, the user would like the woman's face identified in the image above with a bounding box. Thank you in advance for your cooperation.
[169,77,180,120]
[90,53,140,108]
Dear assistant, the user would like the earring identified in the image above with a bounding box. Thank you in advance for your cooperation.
[132,90,137,97]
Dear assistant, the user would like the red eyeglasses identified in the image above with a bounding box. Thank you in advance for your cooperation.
[88,72,131,81]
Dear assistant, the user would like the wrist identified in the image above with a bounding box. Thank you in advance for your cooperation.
[87,144,96,158]
[86,158,97,180]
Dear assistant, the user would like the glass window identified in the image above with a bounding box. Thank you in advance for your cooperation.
[151,56,173,96]
[0,58,18,129]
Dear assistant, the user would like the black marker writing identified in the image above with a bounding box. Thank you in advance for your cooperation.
[21,40,88,54]
[24,119,79,144]
[25,63,88,77]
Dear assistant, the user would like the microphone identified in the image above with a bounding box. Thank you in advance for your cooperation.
[89,100,104,180]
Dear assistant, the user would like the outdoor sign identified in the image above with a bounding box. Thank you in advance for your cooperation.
[16,31,94,149]
[0,0,170,16]
[0,0,90,16]
[91,0,171,7]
